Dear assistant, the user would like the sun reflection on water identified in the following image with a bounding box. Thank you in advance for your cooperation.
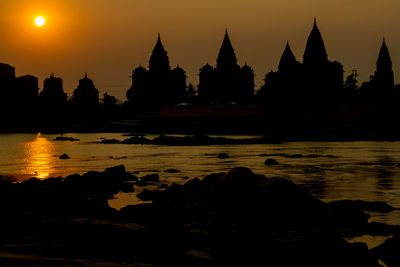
[23,133,55,179]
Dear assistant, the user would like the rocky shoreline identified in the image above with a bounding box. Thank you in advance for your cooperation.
[1,166,399,266]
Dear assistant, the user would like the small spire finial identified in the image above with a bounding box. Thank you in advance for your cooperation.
[85,72,88,78]
[158,33,161,40]
[314,17,317,25]
[225,28,228,36]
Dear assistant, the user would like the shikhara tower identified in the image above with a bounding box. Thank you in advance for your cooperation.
[198,30,254,104]
[259,18,344,105]
[127,34,187,107]
[374,39,394,92]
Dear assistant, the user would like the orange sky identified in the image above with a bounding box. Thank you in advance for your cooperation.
[1,0,400,99]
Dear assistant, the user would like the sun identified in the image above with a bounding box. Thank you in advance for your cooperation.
[35,16,46,27]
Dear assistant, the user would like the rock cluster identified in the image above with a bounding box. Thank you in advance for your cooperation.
[0,166,399,266]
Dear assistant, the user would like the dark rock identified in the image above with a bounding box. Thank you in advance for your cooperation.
[364,222,400,236]
[159,184,168,189]
[137,189,154,201]
[59,153,70,159]
[370,235,400,267]
[328,201,370,227]
[264,158,278,165]
[64,173,82,184]
[217,153,230,159]
[101,139,121,144]
[125,173,139,181]
[329,200,396,213]
[43,177,63,185]
[287,154,303,158]
[216,167,258,192]
[120,182,135,193]
[54,136,80,141]
[136,180,153,187]
[140,174,159,183]
[164,168,181,173]
[104,165,126,177]
[184,250,213,266]
[22,177,42,186]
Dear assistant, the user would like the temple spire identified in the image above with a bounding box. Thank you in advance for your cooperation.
[375,38,394,90]
[217,29,238,69]
[149,33,170,72]
[377,38,392,71]
[279,42,298,71]
[303,18,328,64]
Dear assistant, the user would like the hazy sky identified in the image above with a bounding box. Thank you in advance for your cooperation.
[1,0,400,100]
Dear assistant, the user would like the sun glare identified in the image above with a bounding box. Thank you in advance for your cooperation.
[35,16,45,27]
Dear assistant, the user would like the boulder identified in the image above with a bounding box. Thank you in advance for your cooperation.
[217,153,230,159]
[136,180,152,187]
[370,235,400,267]
[59,153,70,159]
[137,189,154,201]
[184,250,213,266]
[329,200,396,213]
[104,165,126,178]
[164,169,181,173]
[264,158,278,165]
[140,174,159,183]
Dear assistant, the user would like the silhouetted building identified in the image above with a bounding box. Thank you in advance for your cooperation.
[71,73,99,106]
[40,73,67,106]
[15,75,39,104]
[258,42,302,104]
[302,19,344,101]
[375,40,394,91]
[360,39,395,101]
[0,62,38,108]
[258,19,343,105]
[0,63,16,105]
[126,34,187,107]
[198,30,255,104]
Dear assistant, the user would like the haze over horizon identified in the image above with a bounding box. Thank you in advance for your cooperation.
[1,0,399,100]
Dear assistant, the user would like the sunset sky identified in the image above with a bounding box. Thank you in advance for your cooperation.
[1,0,400,100]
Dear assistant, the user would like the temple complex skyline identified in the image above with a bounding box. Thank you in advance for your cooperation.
[1,0,400,99]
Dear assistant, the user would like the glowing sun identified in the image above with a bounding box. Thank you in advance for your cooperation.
[35,16,46,27]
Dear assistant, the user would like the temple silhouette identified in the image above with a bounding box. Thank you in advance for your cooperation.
[0,63,38,109]
[198,30,255,104]
[1,19,400,134]
[359,39,396,102]
[258,19,344,106]
[71,73,100,106]
[40,73,68,107]
[126,34,187,108]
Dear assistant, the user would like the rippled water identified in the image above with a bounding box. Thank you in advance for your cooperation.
[1,133,400,226]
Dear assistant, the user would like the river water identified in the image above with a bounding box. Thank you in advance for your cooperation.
[1,133,400,230]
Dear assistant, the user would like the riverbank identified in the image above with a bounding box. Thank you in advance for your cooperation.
[1,166,399,266]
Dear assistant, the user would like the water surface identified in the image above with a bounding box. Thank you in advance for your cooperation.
[1,133,399,226]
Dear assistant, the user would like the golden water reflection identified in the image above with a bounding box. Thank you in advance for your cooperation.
[23,133,55,179]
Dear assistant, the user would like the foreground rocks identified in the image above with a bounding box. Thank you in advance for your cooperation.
[0,166,399,266]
